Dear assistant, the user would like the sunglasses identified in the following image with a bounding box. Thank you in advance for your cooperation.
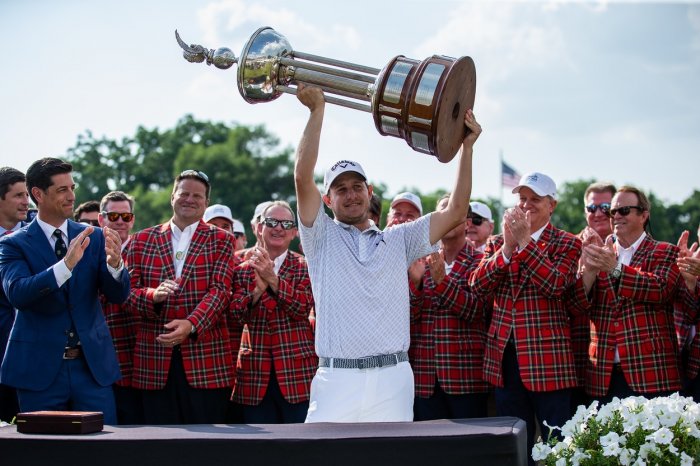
[467,215,485,226]
[79,219,100,227]
[234,233,245,239]
[179,169,210,184]
[102,211,134,222]
[586,203,611,214]
[262,217,296,230]
[609,205,645,217]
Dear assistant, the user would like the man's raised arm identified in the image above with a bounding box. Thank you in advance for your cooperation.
[294,84,325,228]
[428,109,482,245]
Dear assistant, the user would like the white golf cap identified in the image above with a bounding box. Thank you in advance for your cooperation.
[204,204,234,223]
[323,160,367,193]
[512,172,558,200]
[469,201,493,222]
[391,192,423,216]
[232,219,245,234]
[252,201,273,223]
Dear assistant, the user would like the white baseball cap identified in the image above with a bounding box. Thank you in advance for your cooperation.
[512,172,558,200]
[204,204,234,223]
[469,201,493,222]
[252,201,273,223]
[323,160,367,193]
[391,192,423,216]
[232,219,245,234]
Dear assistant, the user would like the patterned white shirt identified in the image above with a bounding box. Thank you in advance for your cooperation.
[299,201,436,359]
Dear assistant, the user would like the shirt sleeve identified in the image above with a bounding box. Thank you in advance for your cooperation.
[297,200,329,260]
[404,213,438,265]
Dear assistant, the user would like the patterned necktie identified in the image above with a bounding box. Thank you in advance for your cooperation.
[54,229,67,259]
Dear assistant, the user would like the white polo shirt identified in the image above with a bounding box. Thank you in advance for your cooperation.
[299,201,436,359]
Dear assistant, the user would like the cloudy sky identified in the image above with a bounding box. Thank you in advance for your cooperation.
[2,0,698,210]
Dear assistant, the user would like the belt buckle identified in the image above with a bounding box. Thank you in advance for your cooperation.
[357,356,372,370]
[63,347,79,360]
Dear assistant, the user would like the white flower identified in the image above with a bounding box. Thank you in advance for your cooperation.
[638,442,658,459]
[603,441,622,457]
[623,412,644,433]
[680,451,694,466]
[618,447,635,465]
[646,427,674,445]
[570,449,590,466]
[531,395,700,465]
[600,431,621,447]
[531,442,552,461]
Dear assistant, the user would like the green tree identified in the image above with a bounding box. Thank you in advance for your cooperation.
[64,117,295,233]
[551,179,594,235]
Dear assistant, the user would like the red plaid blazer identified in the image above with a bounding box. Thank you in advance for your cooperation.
[230,250,316,405]
[573,236,685,397]
[409,244,489,397]
[569,229,591,387]
[125,220,236,390]
[470,224,581,392]
[102,240,139,387]
[685,286,700,378]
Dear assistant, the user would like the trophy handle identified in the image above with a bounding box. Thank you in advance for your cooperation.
[175,30,237,69]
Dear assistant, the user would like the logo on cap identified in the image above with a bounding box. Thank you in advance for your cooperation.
[330,160,357,171]
[526,174,539,184]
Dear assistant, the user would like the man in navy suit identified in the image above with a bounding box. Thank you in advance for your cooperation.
[0,158,129,424]
[0,167,30,422]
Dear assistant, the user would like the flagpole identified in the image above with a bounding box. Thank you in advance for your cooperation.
[499,149,504,231]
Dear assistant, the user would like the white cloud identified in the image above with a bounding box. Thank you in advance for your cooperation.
[414,3,571,82]
[196,0,362,52]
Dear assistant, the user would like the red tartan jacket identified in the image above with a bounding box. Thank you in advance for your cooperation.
[409,244,489,397]
[686,286,700,378]
[102,239,139,387]
[571,236,686,397]
[470,224,581,392]
[230,250,316,405]
[125,220,236,390]
[568,230,591,387]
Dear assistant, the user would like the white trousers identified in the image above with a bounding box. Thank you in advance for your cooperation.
[305,361,414,423]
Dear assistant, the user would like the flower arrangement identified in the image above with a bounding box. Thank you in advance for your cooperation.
[532,393,700,465]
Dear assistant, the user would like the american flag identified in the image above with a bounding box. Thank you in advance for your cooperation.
[501,161,521,189]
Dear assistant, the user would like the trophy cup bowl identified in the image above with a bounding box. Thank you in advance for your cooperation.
[237,27,293,103]
[176,28,476,163]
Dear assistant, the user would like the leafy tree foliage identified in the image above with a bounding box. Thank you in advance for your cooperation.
[65,115,293,236]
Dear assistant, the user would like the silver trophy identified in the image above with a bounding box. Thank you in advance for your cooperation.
[176,27,476,163]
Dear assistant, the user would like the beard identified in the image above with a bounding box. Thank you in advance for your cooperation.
[334,209,368,226]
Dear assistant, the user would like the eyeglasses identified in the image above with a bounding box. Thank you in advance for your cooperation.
[179,169,210,184]
[585,203,611,215]
[262,217,296,230]
[467,215,485,226]
[234,233,245,239]
[102,211,134,222]
[79,219,100,227]
[609,205,645,217]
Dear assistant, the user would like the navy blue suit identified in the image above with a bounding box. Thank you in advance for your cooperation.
[0,220,129,420]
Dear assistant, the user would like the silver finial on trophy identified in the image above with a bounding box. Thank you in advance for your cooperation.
[175,28,475,163]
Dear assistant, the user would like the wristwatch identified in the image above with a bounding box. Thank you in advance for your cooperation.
[610,262,623,280]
